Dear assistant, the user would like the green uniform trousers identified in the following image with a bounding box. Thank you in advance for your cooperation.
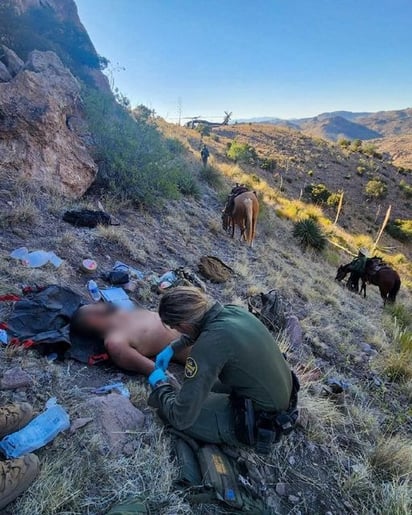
[181,392,239,445]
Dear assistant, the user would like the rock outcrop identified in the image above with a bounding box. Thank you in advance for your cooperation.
[0,47,97,197]
[3,0,111,94]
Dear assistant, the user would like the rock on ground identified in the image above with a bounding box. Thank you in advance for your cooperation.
[0,61,12,82]
[80,393,145,455]
[0,47,97,197]
[1,366,34,389]
[0,45,24,76]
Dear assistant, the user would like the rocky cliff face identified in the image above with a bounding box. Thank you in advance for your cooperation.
[0,46,97,197]
[1,0,111,94]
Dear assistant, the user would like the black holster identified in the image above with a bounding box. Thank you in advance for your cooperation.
[231,397,255,446]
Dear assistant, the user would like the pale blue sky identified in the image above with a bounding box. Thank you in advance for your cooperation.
[76,0,412,120]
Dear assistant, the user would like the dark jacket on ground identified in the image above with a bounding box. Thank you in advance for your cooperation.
[148,303,292,431]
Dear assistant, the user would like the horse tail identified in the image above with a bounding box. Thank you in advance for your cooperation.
[388,275,401,303]
[244,198,253,245]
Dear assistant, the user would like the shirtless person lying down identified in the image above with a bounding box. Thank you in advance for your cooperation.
[70,303,190,375]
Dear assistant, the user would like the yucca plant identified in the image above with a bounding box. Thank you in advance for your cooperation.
[293,218,326,251]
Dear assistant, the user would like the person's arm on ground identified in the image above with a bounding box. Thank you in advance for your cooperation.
[148,330,228,430]
[104,333,155,376]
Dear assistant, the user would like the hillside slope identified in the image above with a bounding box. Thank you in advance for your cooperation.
[196,123,411,258]
[298,115,381,141]
[1,122,411,513]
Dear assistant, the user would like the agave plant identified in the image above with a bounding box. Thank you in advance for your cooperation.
[293,218,326,251]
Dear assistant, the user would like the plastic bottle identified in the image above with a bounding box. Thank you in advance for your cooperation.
[158,271,177,284]
[87,280,102,302]
[0,329,8,345]
[0,398,70,459]
[93,382,131,398]
[24,250,51,268]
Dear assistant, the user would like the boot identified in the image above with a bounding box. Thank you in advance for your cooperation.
[0,403,33,439]
[0,454,40,509]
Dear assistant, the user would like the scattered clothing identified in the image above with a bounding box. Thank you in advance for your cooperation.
[63,209,112,228]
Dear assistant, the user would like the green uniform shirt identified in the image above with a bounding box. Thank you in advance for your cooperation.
[148,303,293,431]
[349,255,367,274]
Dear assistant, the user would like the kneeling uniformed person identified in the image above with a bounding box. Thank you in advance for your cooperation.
[148,287,299,453]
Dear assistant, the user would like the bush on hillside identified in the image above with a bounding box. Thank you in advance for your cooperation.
[304,183,331,204]
[350,139,363,152]
[260,157,277,171]
[226,141,258,165]
[327,192,343,207]
[385,219,412,242]
[200,166,223,189]
[338,138,351,149]
[399,179,412,198]
[365,179,387,198]
[362,143,382,159]
[196,124,211,137]
[293,218,326,251]
[83,89,197,207]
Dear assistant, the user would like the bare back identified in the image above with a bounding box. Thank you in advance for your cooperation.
[107,309,181,357]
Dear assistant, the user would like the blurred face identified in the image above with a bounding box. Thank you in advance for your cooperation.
[80,303,118,333]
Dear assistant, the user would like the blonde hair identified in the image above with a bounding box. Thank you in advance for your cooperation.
[159,286,210,329]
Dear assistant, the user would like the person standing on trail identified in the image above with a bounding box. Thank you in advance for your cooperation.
[0,403,40,510]
[200,144,210,167]
[147,287,299,454]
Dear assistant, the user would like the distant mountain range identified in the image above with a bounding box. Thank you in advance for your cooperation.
[235,107,412,142]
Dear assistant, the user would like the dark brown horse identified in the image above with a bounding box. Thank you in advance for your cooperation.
[336,258,401,304]
[222,191,259,247]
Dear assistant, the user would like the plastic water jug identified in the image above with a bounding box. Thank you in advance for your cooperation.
[0,398,70,458]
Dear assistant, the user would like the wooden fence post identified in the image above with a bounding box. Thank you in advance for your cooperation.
[334,191,344,225]
[372,205,391,254]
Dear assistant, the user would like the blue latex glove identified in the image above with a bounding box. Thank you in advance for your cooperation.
[155,345,174,371]
[148,368,168,388]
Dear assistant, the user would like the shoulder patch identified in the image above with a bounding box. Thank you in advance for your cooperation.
[185,357,198,378]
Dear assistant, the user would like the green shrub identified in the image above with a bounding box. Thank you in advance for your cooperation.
[196,124,211,137]
[260,157,276,171]
[357,166,366,176]
[226,141,258,164]
[365,179,387,198]
[386,219,412,242]
[165,138,185,155]
[350,139,363,152]
[83,89,198,207]
[399,180,412,198]
[293,218,326,251]
[304,183,331,204]
[338,138,351,148]
[362,143,382,158]
[199,166,223,189]
[327,192,343,207]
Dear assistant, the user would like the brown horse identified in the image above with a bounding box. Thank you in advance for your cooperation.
[336,259,401,305]
[225,191,259,246]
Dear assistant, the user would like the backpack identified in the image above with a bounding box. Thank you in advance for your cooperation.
[247,289,286,333]
[198,256,234,283]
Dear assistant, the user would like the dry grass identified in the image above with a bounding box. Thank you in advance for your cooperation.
[369,435,412,481]
[0,194,39,228]
[96,225,146,263]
